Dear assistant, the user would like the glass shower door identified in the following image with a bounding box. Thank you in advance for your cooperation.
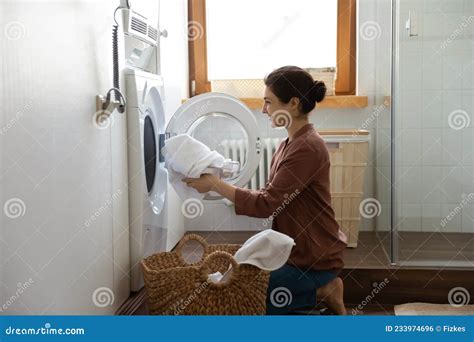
[392,0,474,267]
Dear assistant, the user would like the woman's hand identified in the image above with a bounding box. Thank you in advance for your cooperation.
[182,174,221,193]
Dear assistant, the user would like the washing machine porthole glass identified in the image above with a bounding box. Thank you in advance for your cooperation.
[143,114,157,193]
[166,92,261,193]
[186,112,249,181]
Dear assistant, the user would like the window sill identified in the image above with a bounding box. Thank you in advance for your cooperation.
[182,95,368,109]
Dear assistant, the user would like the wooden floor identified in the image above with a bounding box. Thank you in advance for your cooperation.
[179,230,474,268]
[394,232,474,264]
[120,231,474,316]
[179,231,390,268]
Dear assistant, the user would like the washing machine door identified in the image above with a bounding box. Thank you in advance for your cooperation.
[165,93,261,200]
[141,80,167,214]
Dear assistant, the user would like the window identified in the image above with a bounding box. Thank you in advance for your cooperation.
[188,0,356,97]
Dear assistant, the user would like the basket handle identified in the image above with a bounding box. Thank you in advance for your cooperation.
[200,251,240,287]
[175,234,209,264]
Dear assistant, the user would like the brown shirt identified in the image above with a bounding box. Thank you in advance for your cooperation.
[235,123,346,271]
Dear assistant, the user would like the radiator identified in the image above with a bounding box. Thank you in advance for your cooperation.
[221,137,284,189]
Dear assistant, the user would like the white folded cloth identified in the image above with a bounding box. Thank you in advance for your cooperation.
[207,230,295,283]
[233,229,295,271]
[161,134,237,200]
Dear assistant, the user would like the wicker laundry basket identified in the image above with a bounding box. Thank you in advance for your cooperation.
[141,234,270,315]
[322,130,370,248]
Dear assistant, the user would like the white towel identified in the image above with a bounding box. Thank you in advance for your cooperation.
[234,229,295,271]
[207,230,295,283]
[161,134,237,200]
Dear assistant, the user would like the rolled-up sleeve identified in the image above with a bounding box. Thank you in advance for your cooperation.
[234,148,322,218]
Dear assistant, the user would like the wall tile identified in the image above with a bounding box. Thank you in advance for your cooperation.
[440,166,465,202]
[400,166,423,203]
[443,53,464,90]
[398,129,422,165]
[422,91,443,127]
[422,203,443,231]
[400,204,422,231]
[423,0,443,14]
[461,204,474,232]
[421,166,444,202]
[421,128,442,165]
[422,52,443,90]
[440,202,463,232]
[401,91,423,128]
[441,128,464,165]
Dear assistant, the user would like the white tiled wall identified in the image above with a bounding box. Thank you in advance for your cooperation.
[394,0,474,233]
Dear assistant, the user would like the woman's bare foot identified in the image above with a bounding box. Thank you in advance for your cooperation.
[316,277,347,315]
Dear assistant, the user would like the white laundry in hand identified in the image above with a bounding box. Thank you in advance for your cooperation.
[161,134,236,200]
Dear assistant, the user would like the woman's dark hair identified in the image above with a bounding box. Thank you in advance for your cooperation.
[264,66,326,114]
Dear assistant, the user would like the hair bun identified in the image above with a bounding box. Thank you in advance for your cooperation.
[312,80,327,103]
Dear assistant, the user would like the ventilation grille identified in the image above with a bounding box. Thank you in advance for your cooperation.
[131,16,147,36]
[148,27,158,41]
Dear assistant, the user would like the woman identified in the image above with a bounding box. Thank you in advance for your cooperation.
[184,66,347,315]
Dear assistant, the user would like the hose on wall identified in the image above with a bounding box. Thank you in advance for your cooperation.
[106,6,126,113]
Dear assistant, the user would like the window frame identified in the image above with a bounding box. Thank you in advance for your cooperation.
[188,0,357,97]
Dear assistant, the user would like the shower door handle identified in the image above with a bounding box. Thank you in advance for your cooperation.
[405,11,419,37]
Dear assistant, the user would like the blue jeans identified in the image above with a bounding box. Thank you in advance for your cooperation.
[266,264,338,315]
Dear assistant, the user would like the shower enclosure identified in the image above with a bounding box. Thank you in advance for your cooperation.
[376,0,474,267]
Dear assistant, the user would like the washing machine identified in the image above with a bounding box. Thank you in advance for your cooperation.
[125,67,168,291]
[120,1,262,292]
[126,78,263,291]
